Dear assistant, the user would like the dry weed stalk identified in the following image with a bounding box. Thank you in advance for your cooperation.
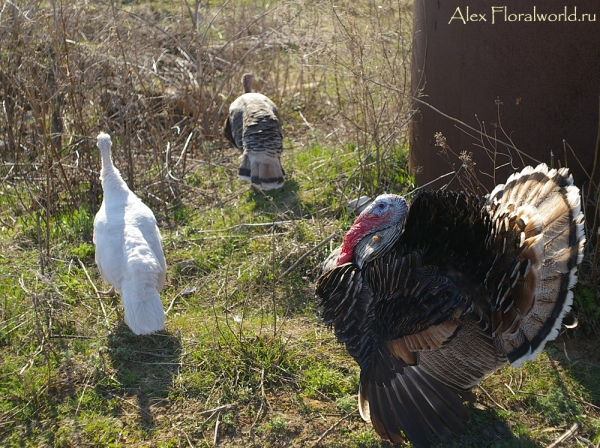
[0,0,414,232]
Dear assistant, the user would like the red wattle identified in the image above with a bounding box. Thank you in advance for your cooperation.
[336,248,353,265]
[335,218,376,265]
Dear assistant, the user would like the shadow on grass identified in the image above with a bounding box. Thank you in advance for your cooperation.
[107,323,182,433]
[449,407,539,448]
[247,178,340,220]
[248,179,302,214]
[547,336,600,405]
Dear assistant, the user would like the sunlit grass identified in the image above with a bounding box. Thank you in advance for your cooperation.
[0,0,597,446]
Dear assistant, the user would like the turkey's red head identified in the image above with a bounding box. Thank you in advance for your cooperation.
[336,194,408,266]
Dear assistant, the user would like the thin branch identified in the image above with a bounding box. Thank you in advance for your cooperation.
[312,410,358,447]
[586,96,600,208]
[547,422,579,448]
[198,402,238,417]
[478,385,508,412]
[362,75,543,164]
[213,412,220,447]
[281,233,336,277]
[190,220,292,234]
[76,257,110,328]
[406,170,455,196]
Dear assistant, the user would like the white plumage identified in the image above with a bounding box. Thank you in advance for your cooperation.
[93,132,167,335]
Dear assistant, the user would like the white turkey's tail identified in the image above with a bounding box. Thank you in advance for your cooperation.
[485,164,585,366]
[238,152,284,190]
[120,280,165,335]
[120,227,166,335]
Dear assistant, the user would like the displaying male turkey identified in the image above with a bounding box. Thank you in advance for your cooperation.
[93,132,167,335]
[315,164,585,447]
[223,73,285,190]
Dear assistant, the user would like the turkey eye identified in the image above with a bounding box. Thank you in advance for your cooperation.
[376,203,387,212]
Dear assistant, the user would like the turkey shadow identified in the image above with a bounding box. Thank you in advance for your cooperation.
[248,179,302,214]
[107,323,181,433]
[546,335,600,410]
[448,406,539,448]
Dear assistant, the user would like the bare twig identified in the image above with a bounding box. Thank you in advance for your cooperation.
[586,97,600,209]
[77,257,110,328]
[547,422,579,448]
[76,257,99,295]
[165,286,197,316]
[364,76,543,164]
[298,110,313,130]
[49,334,92,339]
[407,170,456,196]
[213,412,220,447]
[478,385,508,412]
[251,368,268,430]
[194,221,292,234]
[591,228,600,299]
[312,410,358,447]
[180,429,195,448]
[165,294,180,316]
[281,233,336,277]
[198,402,238,417]
[75,371,92,415]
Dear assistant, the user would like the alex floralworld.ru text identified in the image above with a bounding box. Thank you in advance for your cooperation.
[448,6,596,24]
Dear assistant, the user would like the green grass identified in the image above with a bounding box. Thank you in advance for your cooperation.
[0,137,598,448]
[0,139,409,447]
[0,1,598,446]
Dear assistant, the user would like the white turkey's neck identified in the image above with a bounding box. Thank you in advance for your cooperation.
[100,148,129,194]
[100,147,113,172]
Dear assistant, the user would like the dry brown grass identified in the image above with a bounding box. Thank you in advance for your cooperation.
[0,0,413,222]
[1,1,599,447]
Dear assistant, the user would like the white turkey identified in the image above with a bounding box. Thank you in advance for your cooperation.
[223,73,285,190]
[93,132,167,335]
[315,164,585,447]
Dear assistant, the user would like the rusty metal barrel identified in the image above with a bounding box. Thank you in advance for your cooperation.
[409,0,600,193]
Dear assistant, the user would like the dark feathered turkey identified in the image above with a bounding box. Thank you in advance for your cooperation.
[223,73,284,190]
[315,164,585,447]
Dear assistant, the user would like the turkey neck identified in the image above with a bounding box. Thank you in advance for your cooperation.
[242,73,253,93]
[99,147,130,199]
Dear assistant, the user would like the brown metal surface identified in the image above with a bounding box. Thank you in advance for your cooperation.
[410,0,600,193]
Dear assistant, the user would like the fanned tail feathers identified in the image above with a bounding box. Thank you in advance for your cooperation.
[238,152,284,190]
[485,164,585,366]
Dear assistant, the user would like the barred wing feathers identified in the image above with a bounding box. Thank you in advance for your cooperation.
[315,163,584,447]
[224,92,284,190]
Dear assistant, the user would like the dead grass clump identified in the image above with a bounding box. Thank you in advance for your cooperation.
[0,0,414,238]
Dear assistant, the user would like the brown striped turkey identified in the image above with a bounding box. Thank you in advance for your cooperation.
[315,164,585,447]
[223,73,284,190]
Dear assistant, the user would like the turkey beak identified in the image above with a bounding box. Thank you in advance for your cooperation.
[357,204,381,223]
